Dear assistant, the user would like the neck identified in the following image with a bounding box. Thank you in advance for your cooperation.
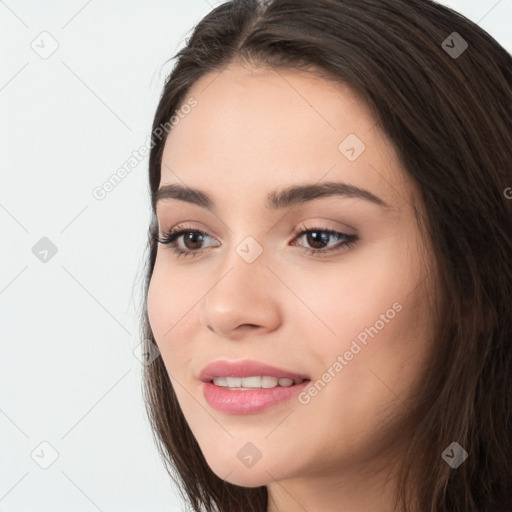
[266,454,416,512]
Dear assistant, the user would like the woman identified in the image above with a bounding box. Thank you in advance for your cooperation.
[140,0,512,510]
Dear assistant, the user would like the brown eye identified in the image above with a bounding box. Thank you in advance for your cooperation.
[180,231,206,251]
[304,231,331,250]
[154,225,358,259]
[291,226,358,257]
[154,226,219,258]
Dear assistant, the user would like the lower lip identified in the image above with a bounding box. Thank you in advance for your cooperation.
[202,380,311,415]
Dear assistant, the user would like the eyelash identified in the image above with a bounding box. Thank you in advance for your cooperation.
[153,225,359,258]
[153,223,358,259]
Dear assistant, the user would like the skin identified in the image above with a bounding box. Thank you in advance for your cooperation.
[147,62,436,512]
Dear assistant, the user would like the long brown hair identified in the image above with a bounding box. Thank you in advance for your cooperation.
[139,1,512,510]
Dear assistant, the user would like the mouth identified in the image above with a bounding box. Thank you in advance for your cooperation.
[199,358,310,385]
[199,359,311,414]
[210,375,309,390]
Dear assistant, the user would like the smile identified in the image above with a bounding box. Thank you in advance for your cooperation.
[212,376,306,389]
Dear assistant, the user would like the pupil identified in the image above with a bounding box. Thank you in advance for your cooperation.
[182,231,331,251]
[185,232,204,250]
[307,231,329,249]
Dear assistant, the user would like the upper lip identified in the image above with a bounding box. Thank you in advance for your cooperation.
[199,359,310,382]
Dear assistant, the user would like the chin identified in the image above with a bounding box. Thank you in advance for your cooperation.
[218,468,272,488]
[204,455,278,488]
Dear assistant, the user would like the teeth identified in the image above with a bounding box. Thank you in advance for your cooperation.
[242,376,263,388]
[261,376,278,388]
[213,376,228,387]
[226,377,242,387]
[212,376,304,389]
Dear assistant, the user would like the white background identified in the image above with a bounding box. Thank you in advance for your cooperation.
[1,1,510,511]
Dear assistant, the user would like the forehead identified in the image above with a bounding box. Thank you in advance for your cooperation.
[159,63,412,214]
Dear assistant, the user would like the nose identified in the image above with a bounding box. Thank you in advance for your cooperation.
[199,251,283,340]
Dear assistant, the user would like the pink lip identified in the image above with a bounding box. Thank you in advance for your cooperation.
[199,359,311,415]
[199,359,310,382]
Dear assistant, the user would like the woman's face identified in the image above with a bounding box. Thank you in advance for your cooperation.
[147,63,435,490]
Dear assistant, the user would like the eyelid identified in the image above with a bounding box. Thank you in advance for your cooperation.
[155,221,358,259]
[156,219,222,240]
[293,219,357,236]
[155,221,353,243]
[156,217,356,238]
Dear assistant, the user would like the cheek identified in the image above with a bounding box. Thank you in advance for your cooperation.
[146,265,196,373]
[295,246,432,384]
[324,277,432,410]
[290,251,407,343]
[146,266,170,340]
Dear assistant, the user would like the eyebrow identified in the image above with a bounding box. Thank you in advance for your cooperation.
[155,181,390,211]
